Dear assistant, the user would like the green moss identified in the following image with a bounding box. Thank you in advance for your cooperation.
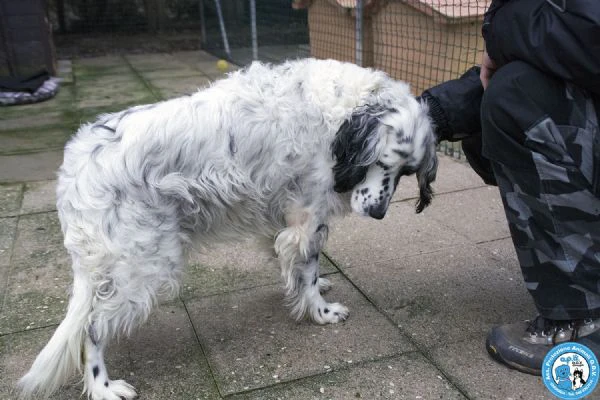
[0,126,73,155]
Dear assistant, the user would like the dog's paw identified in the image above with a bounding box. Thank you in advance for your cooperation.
[318,277,332,293]
[313,302,349,324]
[90,379,137,400]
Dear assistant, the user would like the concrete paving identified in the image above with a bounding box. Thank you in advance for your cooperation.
[0,51,555,399]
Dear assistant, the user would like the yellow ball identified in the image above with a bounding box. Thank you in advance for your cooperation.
[216,59,229,72]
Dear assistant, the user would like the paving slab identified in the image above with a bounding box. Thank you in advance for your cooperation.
[0,302,219,400]
[20,180,58,215]
[229,352,466,400]
[0,88,74,132]
[171,52,240,78]
[125,53,196,72]
[0,327,84,399]
[76,80,155,110]
[185,275,414,395]
[75,65,134,82]
[73,56,156,110]
[0,217,17,267]
[184,241,337,300]
[0,183,23,217]
[430,338,552,399]
[76,55,128,68]
[0,301,218,399]
[138,67,207,81]
[0,150,64,183]
[171,50,228,64]
[342,244,537,349]
[325,201,470,268]
[108,302,220,400]
[424,186,510,244]
[0,126,72,156]
[0,111,66,133]
[0,212,70,335]
[0,217,18,304]
[148,76,212,100]
[476,237,520,271]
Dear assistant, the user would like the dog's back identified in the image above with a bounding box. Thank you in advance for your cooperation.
[57,59,374,246]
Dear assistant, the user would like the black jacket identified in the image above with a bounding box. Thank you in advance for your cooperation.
[419,0,600,185]
[483,0,600,96]
[423,0,600,140]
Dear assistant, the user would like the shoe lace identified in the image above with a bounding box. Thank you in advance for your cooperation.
[526,315,555,337]
[526,316,590,343]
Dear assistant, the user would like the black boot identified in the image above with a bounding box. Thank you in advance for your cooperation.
[486,316,600,375]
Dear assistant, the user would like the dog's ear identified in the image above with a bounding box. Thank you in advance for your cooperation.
[332,105,389,193]
[415,118,438,213]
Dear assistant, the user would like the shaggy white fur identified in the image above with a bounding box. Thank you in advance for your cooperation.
[18,58,437,399]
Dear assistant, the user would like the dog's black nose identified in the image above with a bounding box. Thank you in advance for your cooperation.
[368,205,387,220]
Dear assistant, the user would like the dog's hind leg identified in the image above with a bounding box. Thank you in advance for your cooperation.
[275,218,349,324]
[80,248,182,399]
[79,223,183,399]
[19,266,139,399]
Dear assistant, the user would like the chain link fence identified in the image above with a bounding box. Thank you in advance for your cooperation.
[47,0,490,158]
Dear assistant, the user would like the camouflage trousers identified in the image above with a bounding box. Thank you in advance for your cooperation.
[480,61,600,320]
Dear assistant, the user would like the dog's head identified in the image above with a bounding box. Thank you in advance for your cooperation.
[332,99,437,219]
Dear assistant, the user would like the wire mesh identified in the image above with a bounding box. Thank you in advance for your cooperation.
[47,0,489,88]
[45,0,490,159]
[200,0,310,63]
[372,0,488,95]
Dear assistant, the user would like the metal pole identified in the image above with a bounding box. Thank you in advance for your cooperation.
[199,0,207,48]
[355,0,363,67]
[214,0,231,58]
[250,0,258,60]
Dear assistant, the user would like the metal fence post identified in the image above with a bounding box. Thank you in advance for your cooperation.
[250,0,258,60]
[199,0,207,48]
[214,0,231,58]
[355,0,363,67]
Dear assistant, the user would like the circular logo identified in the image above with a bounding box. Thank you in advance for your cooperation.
[542,342,599,399]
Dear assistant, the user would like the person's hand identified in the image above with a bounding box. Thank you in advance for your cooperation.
[480,50,497,90]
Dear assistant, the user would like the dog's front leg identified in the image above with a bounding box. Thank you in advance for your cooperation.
[275,220,349,324]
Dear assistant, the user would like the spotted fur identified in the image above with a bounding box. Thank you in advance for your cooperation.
[19,58,436,399]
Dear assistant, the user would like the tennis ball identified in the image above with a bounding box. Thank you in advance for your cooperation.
[217,59,229,72]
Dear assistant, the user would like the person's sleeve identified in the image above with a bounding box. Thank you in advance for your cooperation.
[419,66,483,142]
[483,0,600,95]
[418,67,496,185]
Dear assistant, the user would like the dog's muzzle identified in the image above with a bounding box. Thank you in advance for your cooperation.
[368,204,388,220]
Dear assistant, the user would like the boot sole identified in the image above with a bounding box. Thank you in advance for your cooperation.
[486,339,542,376]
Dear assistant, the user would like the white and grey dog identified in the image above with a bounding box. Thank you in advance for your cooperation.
[19,58,437,399]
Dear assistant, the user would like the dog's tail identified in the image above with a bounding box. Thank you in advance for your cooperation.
[18,272,92,399]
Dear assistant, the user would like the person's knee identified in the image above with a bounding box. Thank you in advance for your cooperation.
[486,61,542,97]
[481,61,563,150]
[481,61,541,124]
